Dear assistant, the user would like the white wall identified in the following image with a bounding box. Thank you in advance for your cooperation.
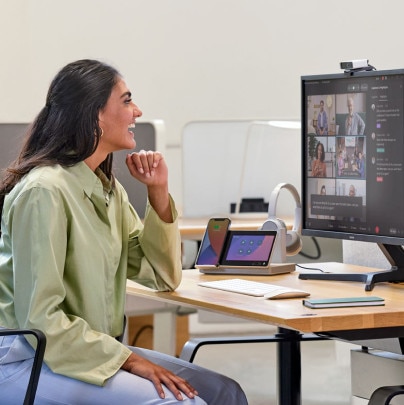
[2,0,404,207]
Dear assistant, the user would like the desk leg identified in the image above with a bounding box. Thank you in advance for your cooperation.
[277,328,302,405]
[153,312,177,355]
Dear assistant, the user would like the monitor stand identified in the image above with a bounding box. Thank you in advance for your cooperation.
[298,244,404,291]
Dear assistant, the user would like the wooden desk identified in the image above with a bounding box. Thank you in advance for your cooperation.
[128,215,283,354]
[126,263,404,405]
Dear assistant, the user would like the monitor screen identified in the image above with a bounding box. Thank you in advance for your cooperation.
[301,69,404,246]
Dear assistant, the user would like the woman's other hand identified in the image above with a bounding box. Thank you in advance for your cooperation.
[121,352,199,401]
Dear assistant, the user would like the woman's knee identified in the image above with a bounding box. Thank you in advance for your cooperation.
[181,396,207,405]
[208,374,248,405]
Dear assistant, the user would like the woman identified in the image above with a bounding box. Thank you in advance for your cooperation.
[0,59,247,404]
[311,142,327,177]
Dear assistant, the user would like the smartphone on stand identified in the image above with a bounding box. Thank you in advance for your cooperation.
[195,218,231,268]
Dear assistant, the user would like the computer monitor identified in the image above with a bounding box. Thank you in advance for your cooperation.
[299,68,404,290]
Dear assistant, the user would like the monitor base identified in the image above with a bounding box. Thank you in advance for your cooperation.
[299,267,404,291]
[299,244,404,291]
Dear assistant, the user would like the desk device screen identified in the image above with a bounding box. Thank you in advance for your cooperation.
[220,230,276,267]
[300,68,404,290]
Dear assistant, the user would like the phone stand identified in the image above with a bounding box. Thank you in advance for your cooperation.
[261,221,287,263]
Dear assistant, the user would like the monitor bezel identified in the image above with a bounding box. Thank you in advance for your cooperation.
[301,68,404,247]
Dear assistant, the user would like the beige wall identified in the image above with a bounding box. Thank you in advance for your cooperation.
[2,0,404,206]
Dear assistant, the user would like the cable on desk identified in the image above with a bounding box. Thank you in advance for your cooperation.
[296,264,330,273]
[298,237,321,260]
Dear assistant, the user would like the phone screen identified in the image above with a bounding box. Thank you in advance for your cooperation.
[195,218,231,266]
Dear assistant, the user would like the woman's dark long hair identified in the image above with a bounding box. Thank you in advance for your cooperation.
[0,59,120,212]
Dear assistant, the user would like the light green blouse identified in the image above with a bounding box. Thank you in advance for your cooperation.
[0,162,182,386]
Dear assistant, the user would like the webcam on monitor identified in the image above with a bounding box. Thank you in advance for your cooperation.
[340,59,369,70]
[340,59,375,73]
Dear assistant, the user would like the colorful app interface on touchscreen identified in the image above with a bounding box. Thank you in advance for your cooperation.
[224,234,275,264]
[197,222,228,265]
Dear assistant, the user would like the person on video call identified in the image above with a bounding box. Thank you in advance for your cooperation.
[337,150,345,176]
[343,184,359,222]
[348,184,356,197]
[345,96,365,135]
[0,59,248,405]
[316,100,328,135]
[311,141,327,177]
[355,151,366,178]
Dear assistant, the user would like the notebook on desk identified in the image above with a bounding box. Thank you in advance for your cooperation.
[196,229,295,275]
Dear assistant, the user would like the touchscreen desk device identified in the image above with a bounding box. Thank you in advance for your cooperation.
[196,226,295,275]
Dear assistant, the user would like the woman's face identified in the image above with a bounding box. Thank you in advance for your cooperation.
[98,78,142,153]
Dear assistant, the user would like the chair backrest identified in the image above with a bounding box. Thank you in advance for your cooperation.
[0,328,46,405]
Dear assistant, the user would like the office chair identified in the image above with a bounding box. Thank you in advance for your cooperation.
[0,328,46,405]
[180,330,327,362]
[116,315,127,343]
[368,385,404,405]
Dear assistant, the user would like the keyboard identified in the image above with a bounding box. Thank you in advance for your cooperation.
[198,278,310,299]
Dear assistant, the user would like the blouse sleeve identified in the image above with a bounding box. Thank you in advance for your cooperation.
[125,194,182,291]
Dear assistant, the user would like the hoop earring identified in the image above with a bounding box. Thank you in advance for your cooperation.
[94,128,104,138]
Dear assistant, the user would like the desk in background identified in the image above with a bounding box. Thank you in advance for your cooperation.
[178,214,294,241]
[127,263,404,405]
[178,214,270,241]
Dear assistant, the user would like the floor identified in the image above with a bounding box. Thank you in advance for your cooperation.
[187,315,354,405]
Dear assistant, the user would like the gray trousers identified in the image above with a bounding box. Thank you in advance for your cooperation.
[0,334,248,404]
